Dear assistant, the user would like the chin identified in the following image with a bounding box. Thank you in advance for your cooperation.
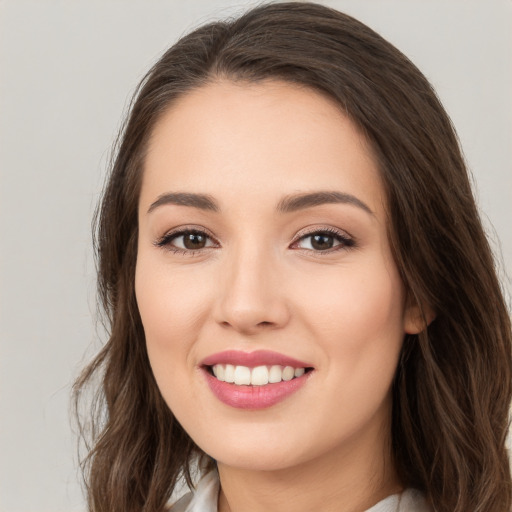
[193,423,338,474]
[212,446,307,473]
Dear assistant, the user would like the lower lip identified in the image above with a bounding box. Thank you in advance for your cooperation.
[203,369,311,410]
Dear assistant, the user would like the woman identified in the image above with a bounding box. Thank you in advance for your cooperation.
[74,3,512,511]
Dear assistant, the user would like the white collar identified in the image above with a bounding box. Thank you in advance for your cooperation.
[169,471,430,512]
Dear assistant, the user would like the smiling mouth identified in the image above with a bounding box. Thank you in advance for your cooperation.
[201,351,314,409]
[206,364,314,386]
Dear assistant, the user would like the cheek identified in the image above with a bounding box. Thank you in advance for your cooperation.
[136,258,206,341]
[134,254,214,391]
[343,272,403,337]
[302,266,405,432]
[135,257,215,419]
[300,260,404,332]
[296,258,405,380]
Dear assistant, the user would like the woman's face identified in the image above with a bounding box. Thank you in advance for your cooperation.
[136,80,420,472]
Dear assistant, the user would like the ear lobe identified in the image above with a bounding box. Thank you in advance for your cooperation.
[404,300,435,335]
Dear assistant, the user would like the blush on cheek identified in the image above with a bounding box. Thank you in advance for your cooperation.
[348,272,404,325]
[137,269,205,341]
[325,285,405,379]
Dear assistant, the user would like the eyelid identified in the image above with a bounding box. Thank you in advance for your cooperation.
[154,225,220,251]
[290,226,355,251]
[153,224,355,254]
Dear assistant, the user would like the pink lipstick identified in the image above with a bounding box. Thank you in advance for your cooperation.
[202,350,310,368]
[200,350,313,409]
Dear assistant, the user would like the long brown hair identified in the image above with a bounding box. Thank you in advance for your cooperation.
[74,3,512,511]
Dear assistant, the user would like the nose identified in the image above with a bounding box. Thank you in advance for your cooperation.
[213,244,291,335]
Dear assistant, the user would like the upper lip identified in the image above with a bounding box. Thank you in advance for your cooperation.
[201,350,312,368]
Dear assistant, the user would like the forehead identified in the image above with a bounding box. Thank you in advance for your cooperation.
[141,80,385,215]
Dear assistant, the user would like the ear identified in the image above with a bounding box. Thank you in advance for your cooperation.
[404,298,435,335]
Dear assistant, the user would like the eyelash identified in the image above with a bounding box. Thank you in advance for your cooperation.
[154,228,218,256]
[292,227,355,254]
[154,226,355,256]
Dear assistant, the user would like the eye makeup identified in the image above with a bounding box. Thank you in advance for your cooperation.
[290,226,356,254]
[153,224,356,257]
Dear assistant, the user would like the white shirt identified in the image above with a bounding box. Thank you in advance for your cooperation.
[169,471,431,512]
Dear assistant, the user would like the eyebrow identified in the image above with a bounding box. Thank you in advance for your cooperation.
[147,190,373,215]
[148,192,219,213]
[276,191,374,215]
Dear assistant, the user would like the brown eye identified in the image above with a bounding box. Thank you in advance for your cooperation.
[156,229,216,252]
[310,234,334,250]
[182,232,207,249]
[293,229,354,252]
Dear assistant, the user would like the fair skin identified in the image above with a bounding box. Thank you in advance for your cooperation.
[135,80,422,512]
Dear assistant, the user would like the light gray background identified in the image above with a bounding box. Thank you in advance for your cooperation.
[1,1,511,511]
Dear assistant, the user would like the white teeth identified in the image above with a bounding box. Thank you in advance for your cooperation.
[210,364,308,385]
[251,366,269,386]
[215,364,225,381]
[282,366,295,381]
[268,365,282,383]
[234,365,251,385]
[294,367,305,378]
[224,364,235,383]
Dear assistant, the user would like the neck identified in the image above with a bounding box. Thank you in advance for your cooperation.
[217,411,401,512]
